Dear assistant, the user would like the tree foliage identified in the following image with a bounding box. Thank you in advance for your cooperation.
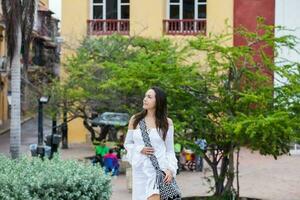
[50,21,300,197]
[186,20,300,196]
[49,35,204,142]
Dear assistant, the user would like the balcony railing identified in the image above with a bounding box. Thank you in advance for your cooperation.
[87,19,130,35]
[163,19,206,35]
[34,13,57,40]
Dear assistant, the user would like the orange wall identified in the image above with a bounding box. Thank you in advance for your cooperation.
[234,0,275,79]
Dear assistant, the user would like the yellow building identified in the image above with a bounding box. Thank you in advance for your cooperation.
[0,0,51,126]
[60,0,233,144]
[0,3,8,126]
[61,0,233,44]
[61,0,280,144]
[61,0,278,144]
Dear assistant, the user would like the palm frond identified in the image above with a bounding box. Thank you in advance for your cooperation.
[1,0,22,65]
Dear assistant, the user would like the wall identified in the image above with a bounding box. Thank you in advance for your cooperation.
[40,0,49,6]
[130,0,166,38]
[275,0,300,154]
[61,0,89,57]
[234,0,275,79]
[234,0,275,43]
[207,0,233,46]
[275,0,300,64]
[0,73,8,125]
[0,3,8,125]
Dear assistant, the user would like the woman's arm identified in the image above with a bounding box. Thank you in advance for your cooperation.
[123,116,145,164]
[123,116,136,164]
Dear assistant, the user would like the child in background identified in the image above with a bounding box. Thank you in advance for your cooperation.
[93,140,109,167]
[103,149,120,176]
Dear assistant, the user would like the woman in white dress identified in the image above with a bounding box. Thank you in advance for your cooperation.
[124,86,178,200]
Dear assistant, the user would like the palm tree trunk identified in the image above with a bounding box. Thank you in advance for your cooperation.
[21,71,30,113]
[10,24,22,159]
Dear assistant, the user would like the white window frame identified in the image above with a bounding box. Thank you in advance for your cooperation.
[90,0,129,20]
[90,0,105,19]
[167,0,182,20]
[118,0,130,20]
[196,0,207,20]
[167,0,207,20]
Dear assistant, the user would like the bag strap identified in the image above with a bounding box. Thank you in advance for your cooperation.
[139,118,165,189]
[139,118,162,172]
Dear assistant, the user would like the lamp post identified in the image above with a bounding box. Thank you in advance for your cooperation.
[36,96,49,157]
[49,113,61,158]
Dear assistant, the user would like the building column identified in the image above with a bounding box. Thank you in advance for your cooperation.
[234,0,275,79]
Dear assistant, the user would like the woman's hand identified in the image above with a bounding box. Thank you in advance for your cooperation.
[140,147,155,155]
[163,169,173,184]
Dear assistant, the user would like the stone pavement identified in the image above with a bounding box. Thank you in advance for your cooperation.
[0,116,50,156]
[1,118,300,200]
[109,148,300,200]
[0,114,34,135]
[58,143,300,200]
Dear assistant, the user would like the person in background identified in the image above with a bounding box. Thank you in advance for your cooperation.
[174,142,182,174]
[117,134,125,159]
[93,140,109,167]
[195,138,207,172]
[103,149,120,176]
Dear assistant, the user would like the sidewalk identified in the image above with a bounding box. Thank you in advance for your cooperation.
[60,143,300,200]
[110,150,300,200]
[60,143,95,160]
[1,117,299,200]
[0,114,34,135]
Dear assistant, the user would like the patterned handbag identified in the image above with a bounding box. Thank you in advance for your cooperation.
[139,119,182,200]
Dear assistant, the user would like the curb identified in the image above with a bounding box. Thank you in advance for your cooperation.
[0,115,35,135]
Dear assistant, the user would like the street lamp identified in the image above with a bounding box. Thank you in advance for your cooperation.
[36,96,50,157]
[39,96,49,103]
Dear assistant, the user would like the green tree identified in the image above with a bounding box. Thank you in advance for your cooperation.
[49,35,204,143]
[50,27,299,198]
[185,20,300,197]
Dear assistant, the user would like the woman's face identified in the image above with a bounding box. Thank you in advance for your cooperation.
[143,89,156,110]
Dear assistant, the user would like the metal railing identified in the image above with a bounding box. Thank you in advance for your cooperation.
[163,19,206,35]
[87,19,130,35]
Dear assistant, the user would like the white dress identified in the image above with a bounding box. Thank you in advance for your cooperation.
[124,124,178,200]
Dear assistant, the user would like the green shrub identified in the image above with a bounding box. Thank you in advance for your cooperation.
[0,155,111,200]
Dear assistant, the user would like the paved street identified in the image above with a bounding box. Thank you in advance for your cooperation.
[1,118,300,200]
[110,150,300,200]
[0,116,51,156]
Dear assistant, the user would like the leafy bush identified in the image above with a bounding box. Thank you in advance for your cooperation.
[0,155,111,200]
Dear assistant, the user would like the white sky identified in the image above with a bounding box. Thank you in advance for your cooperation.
[49,0,61,21]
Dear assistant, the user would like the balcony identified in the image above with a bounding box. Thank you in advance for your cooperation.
[33,5,58,41]
[87,20,130,35]
[163,19,206,36]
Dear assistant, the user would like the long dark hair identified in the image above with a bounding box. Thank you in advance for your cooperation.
[133,86,169,140]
